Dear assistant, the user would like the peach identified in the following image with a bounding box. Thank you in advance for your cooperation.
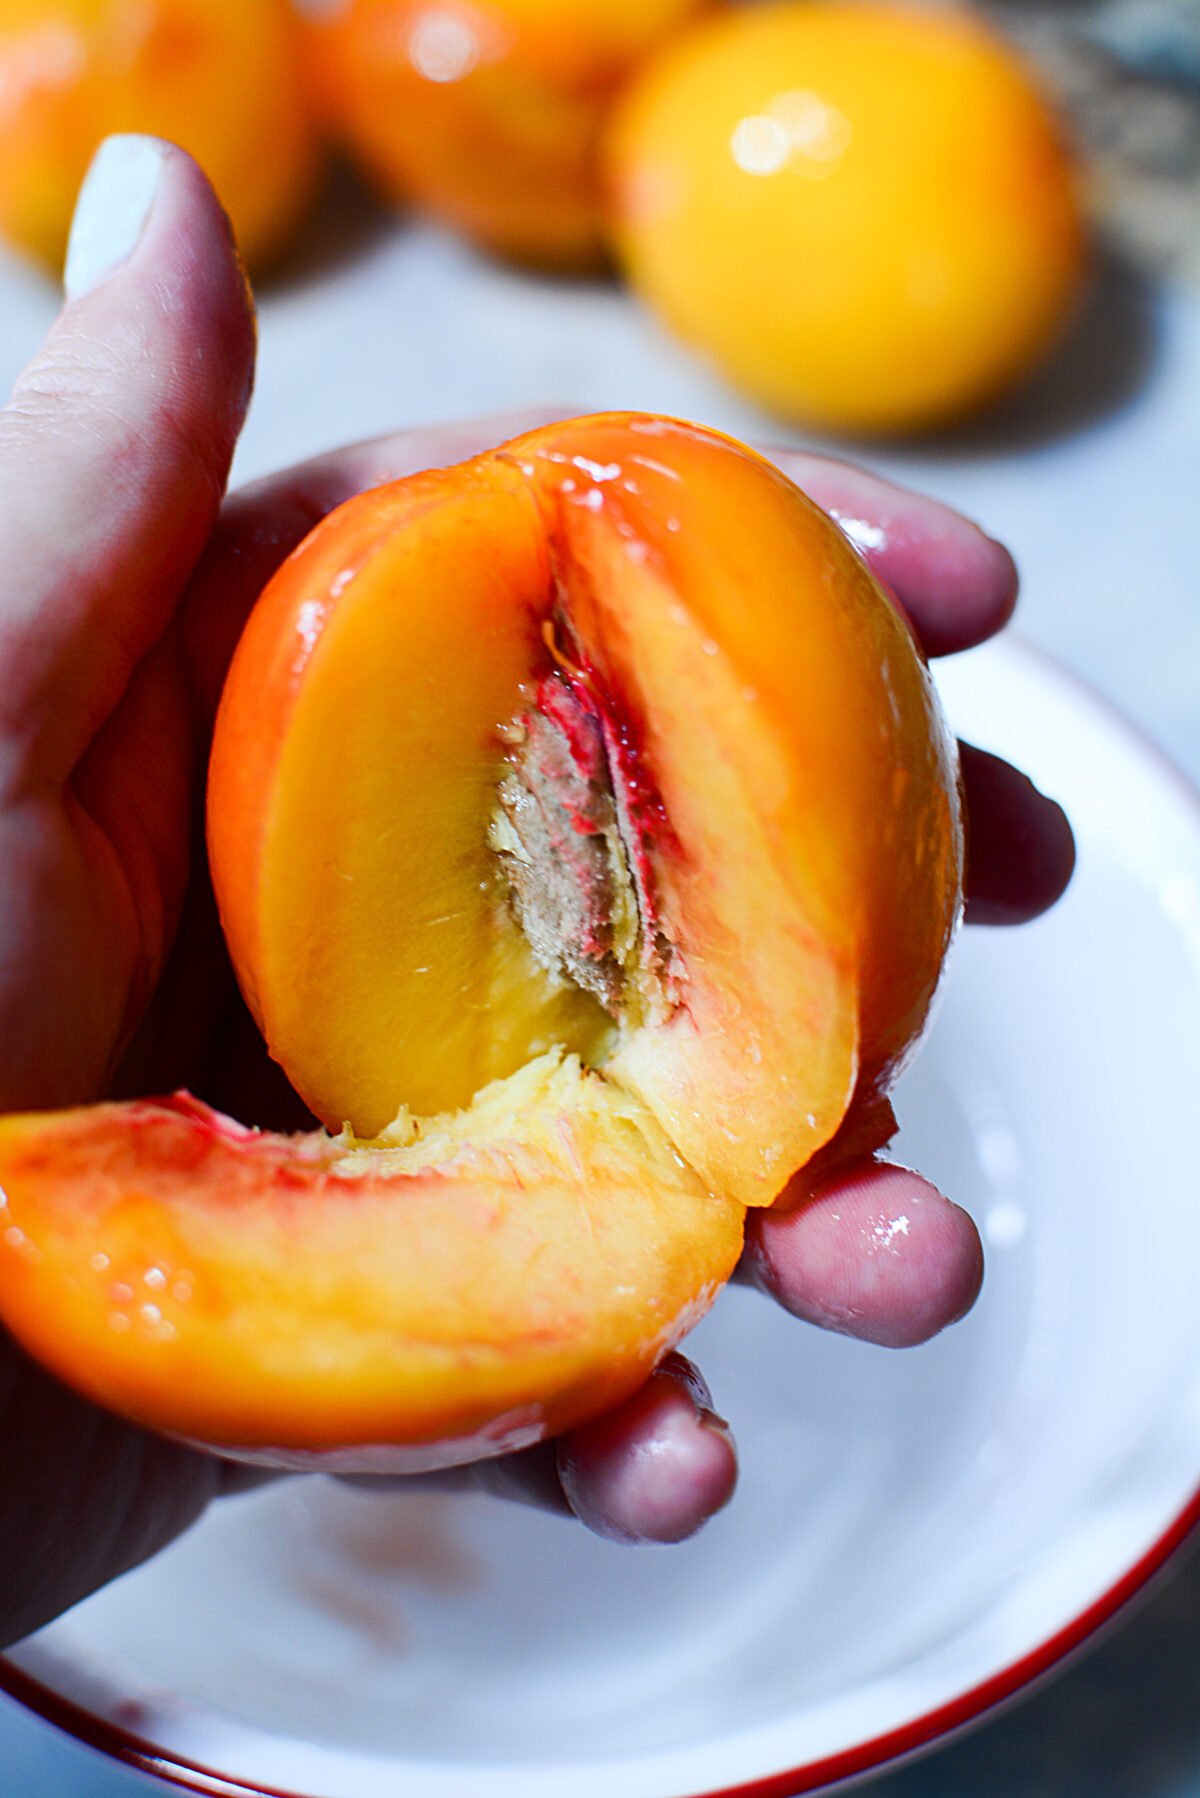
[0,414,962,1467]
[307,0,716,269]
[0,0,319,274]
[607,2,1088,434]
[0,1073,742,1464]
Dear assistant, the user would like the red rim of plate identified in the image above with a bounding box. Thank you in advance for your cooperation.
[2,1483,1198,1798]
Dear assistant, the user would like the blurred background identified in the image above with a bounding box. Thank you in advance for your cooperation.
[0,0,1197,1792]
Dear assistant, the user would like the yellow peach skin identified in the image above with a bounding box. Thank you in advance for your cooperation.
[607,2,1088,434]
[0,0,319,273]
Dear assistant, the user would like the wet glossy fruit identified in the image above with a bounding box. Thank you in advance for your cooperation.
[608,2,1087,434]
[0,414,963,1467]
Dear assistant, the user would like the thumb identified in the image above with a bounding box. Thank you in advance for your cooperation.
[0,136,255,793]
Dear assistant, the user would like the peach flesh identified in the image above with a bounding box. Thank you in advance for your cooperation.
[207,414,961,1206]
[0,1064,744,1464]
[0,415,963,1466]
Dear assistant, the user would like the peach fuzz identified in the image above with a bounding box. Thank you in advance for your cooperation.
[0,414,962,1469]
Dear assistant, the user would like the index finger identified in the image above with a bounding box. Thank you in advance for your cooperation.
[767,447,1019,657]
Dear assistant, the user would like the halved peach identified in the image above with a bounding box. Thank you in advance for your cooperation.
[0,414,962,1467]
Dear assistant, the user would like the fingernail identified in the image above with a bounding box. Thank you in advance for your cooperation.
[64,135,169,300]
[698,1406,734,1446]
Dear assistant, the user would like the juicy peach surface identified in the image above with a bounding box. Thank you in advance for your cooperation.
[0,1063,743,1462]
[308,0,716,268]
[0,0,318,272]
[0,415,962,1465]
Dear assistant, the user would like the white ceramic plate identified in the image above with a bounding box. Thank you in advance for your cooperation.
[4,634,1200,1798]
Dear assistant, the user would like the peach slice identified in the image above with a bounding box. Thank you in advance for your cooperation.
[0,1060,742,1464]
[0,414,962,1466]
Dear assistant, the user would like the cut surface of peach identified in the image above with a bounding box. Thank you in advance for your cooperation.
[0,1057,742,1463]
[0,414,962,1464]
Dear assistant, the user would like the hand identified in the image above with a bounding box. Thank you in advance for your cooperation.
[0,140,1073,1646]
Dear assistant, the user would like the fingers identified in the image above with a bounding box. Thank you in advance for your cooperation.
[767,447,1018,657]
[0,137,254,791]
[758,459,1074,927]
[961,742,1076,924]
[349,1354,737,1544]
[553,1355,737,1544]
[0,1334,221,1647]
[411,1354,737,1545]
[744,1161,984,1349]
[186,430,1070,943]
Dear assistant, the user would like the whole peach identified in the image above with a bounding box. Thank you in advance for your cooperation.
[309,0,717,269]
[0,0,319,273]
[608,1,1088,434]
